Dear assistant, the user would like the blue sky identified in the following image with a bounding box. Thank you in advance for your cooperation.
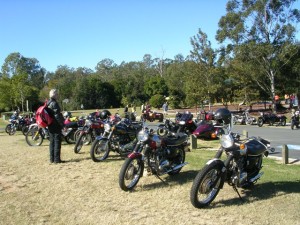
[0,0,299,72]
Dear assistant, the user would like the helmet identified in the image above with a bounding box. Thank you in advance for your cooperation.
[99,109,111,120]
[157,127,168,136]
[214,108,232,124]
[63,111,72,118]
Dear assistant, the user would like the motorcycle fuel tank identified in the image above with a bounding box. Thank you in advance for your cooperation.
[245,139,266,156]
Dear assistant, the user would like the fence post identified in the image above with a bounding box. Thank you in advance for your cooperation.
[243,130,248,138]
[190,134,197,150]
[282,144,289,164]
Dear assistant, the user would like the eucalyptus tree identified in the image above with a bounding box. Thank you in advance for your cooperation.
[0,52,44,111]
[216,0,300,109]
[188,29,220,110]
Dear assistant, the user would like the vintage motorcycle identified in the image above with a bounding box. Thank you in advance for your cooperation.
[190,108,273,208]
[232,109,256,125]
[291,109,300,130]
[25,122,80,146]
[175,111,197,135]
[89,117,143,162]
[5,115,28,135]
[73,118,104,153]
[118,126,190,191]
[257,111,286,127]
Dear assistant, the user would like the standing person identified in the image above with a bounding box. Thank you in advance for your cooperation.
[47,89,65,163]
[162,102,168,116]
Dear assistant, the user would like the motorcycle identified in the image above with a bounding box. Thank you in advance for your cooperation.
[291,109,300,130]
[190,122,273,208]
[232,109,256,125]
[175,111,197,135]
[25,122,81,146]
[89,118,143,162]
[257,111,286,127]
[73,118,104,153]
[5,115,28,135]
[119,126,190,191]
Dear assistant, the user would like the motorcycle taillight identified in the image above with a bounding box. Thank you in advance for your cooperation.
[149,140,156,150]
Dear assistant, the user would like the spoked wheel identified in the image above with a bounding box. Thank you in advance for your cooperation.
[5,124,11,134]
[8,126,16,135]
[22,126,29,135]
[190,160,224,208]
[168,148,185,175]
[90,139,110,162]
[74,133,91,153]
[25,127,44,146]
[119,157,144,191]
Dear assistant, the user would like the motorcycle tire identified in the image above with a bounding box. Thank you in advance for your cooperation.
[119,157,144,191]
[8,126,16,135]
[168,148,185,175]
[25,127,44,146]
[90,139,110,162]
[257,118,263,127]
[22,126,29,136]
[64,130,76,144]
[5,124,11,134]
[190,160,224,208]
[73,133,91,153]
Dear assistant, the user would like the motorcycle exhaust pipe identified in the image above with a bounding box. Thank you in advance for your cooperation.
[249,172,264,183]
[164,162,188,174]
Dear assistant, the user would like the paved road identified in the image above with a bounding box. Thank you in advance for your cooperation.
[232,124,300,160]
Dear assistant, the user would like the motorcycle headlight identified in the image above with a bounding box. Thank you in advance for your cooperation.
[85,120,91,126]
[104,123,111,132]
[220,134,234,148]
[179,121,185,125]
[137,130,149,142]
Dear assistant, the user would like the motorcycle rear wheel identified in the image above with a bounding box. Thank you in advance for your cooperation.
[257,118,263,127]
[22,125,29,136]
[26,127,44,146]
[90,139,110,162]
[190,160,224,208]
[119,157,144,191]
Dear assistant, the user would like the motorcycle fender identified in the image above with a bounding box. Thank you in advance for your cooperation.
[127,152,142,159]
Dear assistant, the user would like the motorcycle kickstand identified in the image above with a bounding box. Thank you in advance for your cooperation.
[154,174,169,186]
[232,185,244,202]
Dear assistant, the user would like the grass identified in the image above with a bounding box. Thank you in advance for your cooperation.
[0,131,299,225]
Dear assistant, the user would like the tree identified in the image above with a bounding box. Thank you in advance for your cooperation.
[216,0,300,110]
[188,29,220,110]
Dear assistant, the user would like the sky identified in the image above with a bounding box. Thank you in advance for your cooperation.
[0,0,299,73]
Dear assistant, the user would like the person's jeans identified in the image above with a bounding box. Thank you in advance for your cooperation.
[49,132,62,162]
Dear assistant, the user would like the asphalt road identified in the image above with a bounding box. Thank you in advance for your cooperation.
[232,124,300,160]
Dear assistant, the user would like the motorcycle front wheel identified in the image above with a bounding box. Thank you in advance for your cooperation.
[119,157,144,191]
[90,139,110,162]
[74,133,92,153]
[5,124,11,134]
[190,160,224,208]
[22,125,29,136]
[25,127,44,146]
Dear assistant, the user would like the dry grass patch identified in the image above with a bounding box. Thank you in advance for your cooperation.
[0,132,299,225]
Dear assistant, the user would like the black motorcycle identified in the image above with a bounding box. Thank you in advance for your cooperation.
[5,116,28,135]
[90,118,143,162]
[291,110,300,130]
[119,126,190,191]
[257,111,286,127]
[175,111,197,135]
[190,123,273,208]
